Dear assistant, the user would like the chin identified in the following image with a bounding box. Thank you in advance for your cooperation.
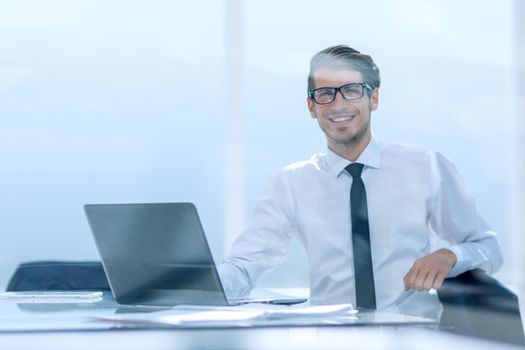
[329,129,369,146]
[328,134,358,145]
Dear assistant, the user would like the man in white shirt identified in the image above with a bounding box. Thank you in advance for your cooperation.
[218,45,502,318]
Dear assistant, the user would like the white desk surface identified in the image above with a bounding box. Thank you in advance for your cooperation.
[0,290,435,332]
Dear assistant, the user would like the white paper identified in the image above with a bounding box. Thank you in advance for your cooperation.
[94,303,357,328]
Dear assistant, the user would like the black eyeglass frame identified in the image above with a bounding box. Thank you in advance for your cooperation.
[308,82,374,105]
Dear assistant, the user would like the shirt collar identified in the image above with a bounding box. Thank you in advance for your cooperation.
[326,136,382,177]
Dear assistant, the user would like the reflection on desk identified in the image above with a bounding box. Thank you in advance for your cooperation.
[0,325,520,350]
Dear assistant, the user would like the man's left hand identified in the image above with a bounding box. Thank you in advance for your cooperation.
[403,248,457,291]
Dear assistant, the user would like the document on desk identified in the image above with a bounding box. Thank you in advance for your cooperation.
[93,303,358,328]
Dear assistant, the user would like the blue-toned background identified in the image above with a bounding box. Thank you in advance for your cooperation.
[0,0,522,290]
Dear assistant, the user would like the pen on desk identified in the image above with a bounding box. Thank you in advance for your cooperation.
[261,299,308,306]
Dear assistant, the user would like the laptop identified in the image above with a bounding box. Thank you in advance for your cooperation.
[84,202,306,307]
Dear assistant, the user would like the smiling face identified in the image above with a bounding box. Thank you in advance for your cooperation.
[307,68,379,157]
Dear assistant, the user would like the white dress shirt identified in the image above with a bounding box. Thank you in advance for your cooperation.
[218,137,502,318]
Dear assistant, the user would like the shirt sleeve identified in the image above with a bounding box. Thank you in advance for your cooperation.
[218,169,297,297]
[428,152,503,277]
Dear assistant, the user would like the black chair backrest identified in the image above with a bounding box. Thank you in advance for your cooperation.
[6,261,111,292]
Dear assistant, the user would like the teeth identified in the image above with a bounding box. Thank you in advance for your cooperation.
[331,115,354,122]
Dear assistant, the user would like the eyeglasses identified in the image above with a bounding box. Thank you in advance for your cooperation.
[308,82,373,105]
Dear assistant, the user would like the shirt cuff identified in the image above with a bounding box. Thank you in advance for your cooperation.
[217,263,252,298]
[447,245,469,277]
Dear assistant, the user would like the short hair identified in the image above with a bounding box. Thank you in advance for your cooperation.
[307,45,381,94]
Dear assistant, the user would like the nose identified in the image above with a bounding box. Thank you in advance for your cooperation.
[331,90,348,108]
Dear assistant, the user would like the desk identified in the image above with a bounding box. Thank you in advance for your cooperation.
[0,292,519,350]
[0,291,436,331]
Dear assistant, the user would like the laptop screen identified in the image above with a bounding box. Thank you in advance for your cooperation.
[84,202,228,306]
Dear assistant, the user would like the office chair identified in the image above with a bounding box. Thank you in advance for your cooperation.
[438,269,525,346]
[6,261,111,292]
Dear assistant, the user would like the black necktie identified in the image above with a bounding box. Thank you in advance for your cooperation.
[346,163,376,310]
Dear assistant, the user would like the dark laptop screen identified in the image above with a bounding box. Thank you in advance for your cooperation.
[85,203,228,306]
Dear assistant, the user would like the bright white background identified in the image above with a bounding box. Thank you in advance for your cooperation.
[0,1,522,292]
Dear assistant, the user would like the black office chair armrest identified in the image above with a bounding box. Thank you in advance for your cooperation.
[437,269,524,345]
[438,269,519,313]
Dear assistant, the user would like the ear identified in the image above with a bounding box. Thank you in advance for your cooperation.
[370,88,379,111]
[307,97,317,119]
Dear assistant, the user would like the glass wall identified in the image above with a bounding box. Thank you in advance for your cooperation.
[0,0,227,284]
